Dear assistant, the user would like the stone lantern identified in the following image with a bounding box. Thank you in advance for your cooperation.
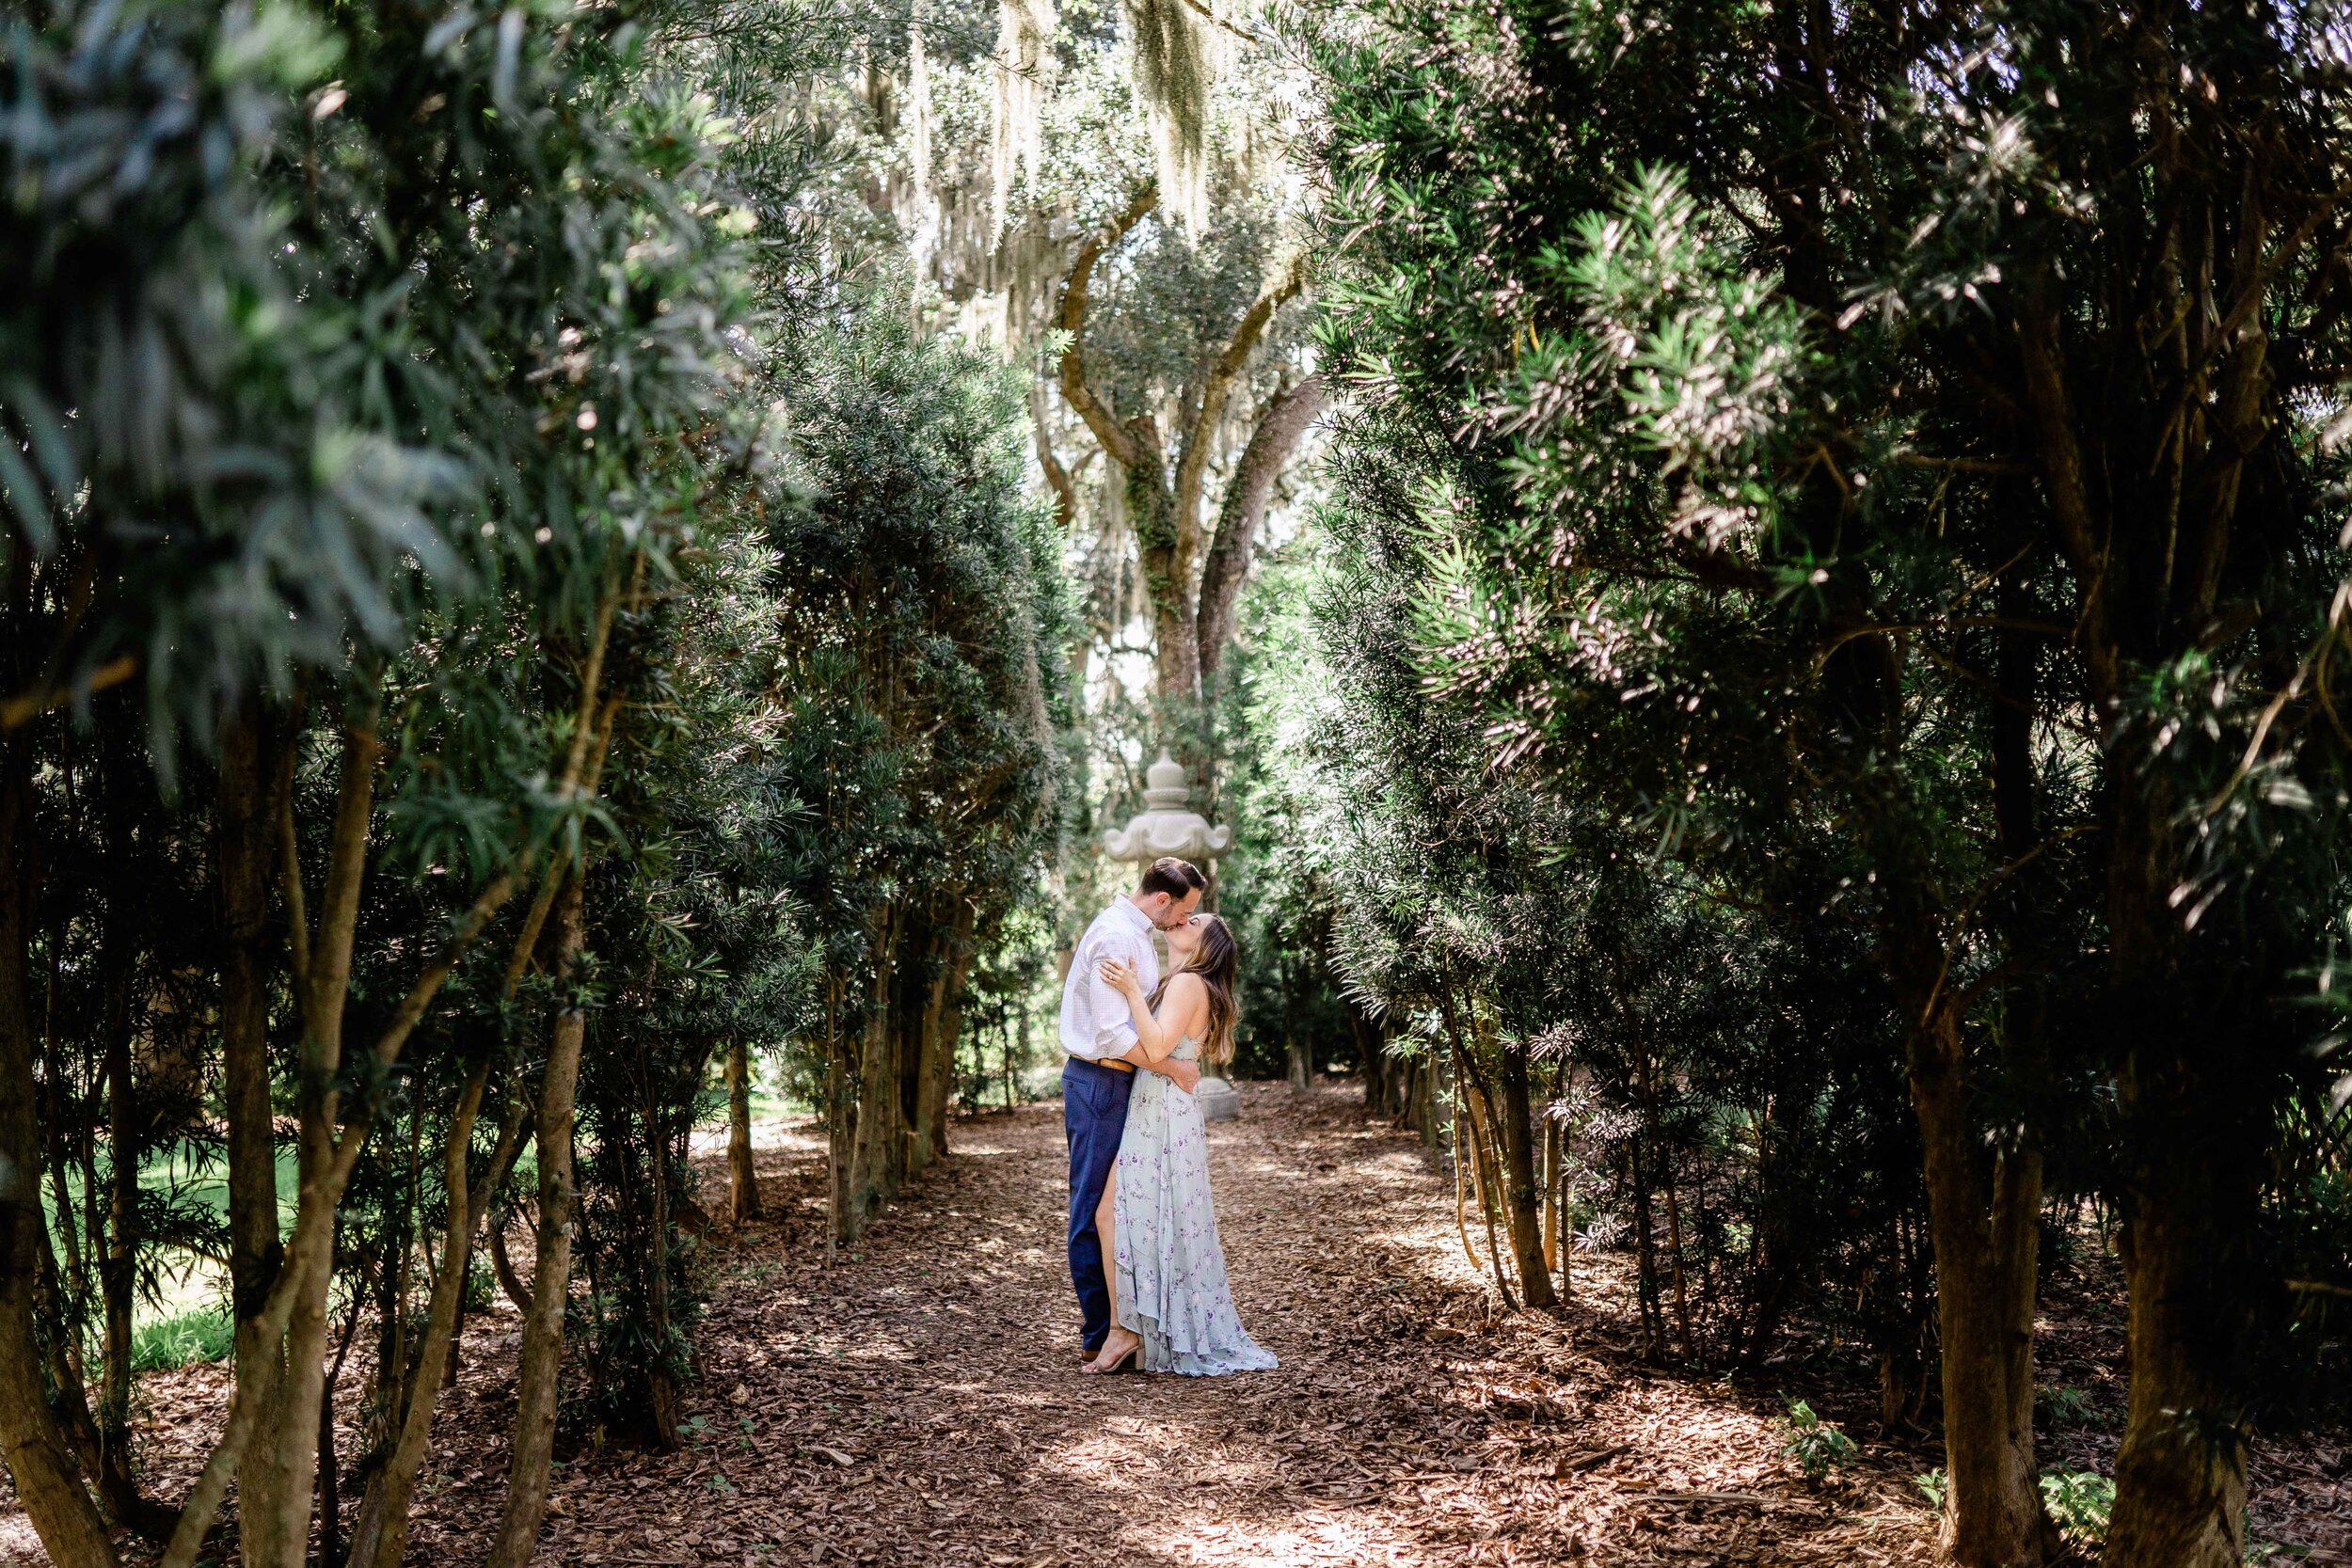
[1100,751,1241,1122]
[1101,750,1234,864]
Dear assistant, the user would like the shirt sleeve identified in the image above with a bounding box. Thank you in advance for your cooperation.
[1088,929,1143,1056]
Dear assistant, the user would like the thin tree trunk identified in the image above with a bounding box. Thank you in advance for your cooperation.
[644,1085,681,1449]
[823,980,849,1261]
[1540,1114,1561,1278]
[315,1296,362,1568]
[0,729,117,1568]
[726,1039,761,1224]
[1551,1120,1574,1304]
[247,715,381,1568]
[918,900,976,1166]
[1661,1149,1695,1359]
[342,1062,491,1568]
[218,703,289,1568]
[485,868,591,1568]
[1449,1076,1481,1274]
[906,911,953,1176]
[839,910,898,1241]
[1454,1066,1519,1311]
[1496,1051,1557,1310]
[1629,1126,1664,1359]
[96,916,174,1542]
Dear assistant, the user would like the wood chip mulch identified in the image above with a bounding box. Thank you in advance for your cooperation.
[5,1080,2344,1566]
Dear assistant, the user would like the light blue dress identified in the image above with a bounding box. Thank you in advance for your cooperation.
[1111,1037,1279,1375]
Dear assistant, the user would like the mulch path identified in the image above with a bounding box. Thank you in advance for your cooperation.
[5,1079,2344,1565]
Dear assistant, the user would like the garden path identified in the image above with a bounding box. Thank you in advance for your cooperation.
[436,1082,1943,1567]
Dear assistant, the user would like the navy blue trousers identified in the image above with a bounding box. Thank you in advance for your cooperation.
[1063,1057,1136,1353]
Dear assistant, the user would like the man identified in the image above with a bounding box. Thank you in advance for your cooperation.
[1060,856,1206,1360]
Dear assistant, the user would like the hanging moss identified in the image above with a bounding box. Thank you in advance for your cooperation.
[1127,0,1215,232]
[991,0,1055,229]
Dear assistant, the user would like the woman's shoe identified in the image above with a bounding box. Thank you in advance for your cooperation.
[1084,1338,1141,1375]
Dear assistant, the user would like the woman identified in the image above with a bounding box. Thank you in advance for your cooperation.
[1082,911,1278,1376]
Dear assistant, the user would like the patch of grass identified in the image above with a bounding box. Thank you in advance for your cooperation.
[1779,1399,1857,1480]
[132,1304,232,1371]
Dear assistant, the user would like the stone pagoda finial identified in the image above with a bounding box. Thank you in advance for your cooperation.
[1101,751,1234,863]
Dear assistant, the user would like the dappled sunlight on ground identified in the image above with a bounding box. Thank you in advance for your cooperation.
[3,1081,1962,1567]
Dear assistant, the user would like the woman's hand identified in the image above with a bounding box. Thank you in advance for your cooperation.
[1097,957,1144,998]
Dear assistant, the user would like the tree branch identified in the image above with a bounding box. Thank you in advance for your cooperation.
[1172,252,1310,571]
[1057,184,1158,474]
[1029,383,1079,530]
[1197,375,1325,683]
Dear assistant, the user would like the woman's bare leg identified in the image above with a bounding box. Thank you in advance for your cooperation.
[1084,1171,1139,1371]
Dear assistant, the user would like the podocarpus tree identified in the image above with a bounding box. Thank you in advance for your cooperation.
[1312,3,2352,1565]
[764,297,1073,1245]
[1229,413,1935,1357]
[2,2,748,1564]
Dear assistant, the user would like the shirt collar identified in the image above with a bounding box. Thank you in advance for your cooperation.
[1116,897,1154,936]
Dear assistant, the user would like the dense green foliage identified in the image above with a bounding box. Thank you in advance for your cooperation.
[1240,4,2352,1565]
[8,4,2350,1568]
[1,2,1069,1565]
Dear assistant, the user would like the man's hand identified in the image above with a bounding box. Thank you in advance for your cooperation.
[1165,1057,1201,1095]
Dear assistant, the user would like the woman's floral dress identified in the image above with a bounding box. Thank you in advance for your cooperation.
[1110,1037,1279,1375]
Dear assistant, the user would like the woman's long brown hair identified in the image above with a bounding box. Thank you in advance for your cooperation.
[1149,913,1239,1067]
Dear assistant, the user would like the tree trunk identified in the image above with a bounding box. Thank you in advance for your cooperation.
[96,911,174,1542]
[1629,1120,1664,1359]
[2101,812,2264,1568]
[839,910,899,1242]
[1195,375,1325,691]
[486,868,590,1568]
[917,899,976,1167]
[0,731,117,1568]
[1905,991,2053,1568]
[248,718,380,1568]
[1456,1070,1519,1310]
[823,979,850,1260]
[1286,1039,1310,1094]
[1495,1051,1556,1309]
[342,1062,491,1568]
[1357,1007,1390,1114]
[901,913,948,1176]
[217,704,290,1568]
[725,1039,761,1224]
[647,1086,683,1448]
[1540,1114,1562,1281]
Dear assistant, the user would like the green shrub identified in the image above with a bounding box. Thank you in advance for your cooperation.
[1780,1400,1858,1480]
[2040,1470,2115,1549]
[131,1305,233,1371]
[2036,1385,2109,1432]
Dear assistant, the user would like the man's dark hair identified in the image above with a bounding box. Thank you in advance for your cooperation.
[1137,857,1206,899]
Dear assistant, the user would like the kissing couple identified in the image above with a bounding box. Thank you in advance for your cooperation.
[1057,856,1278,1376]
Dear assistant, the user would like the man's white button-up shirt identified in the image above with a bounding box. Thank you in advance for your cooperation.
[1060,898,1160,1062]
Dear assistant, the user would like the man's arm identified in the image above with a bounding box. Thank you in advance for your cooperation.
[1129,1050,1201,1094]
